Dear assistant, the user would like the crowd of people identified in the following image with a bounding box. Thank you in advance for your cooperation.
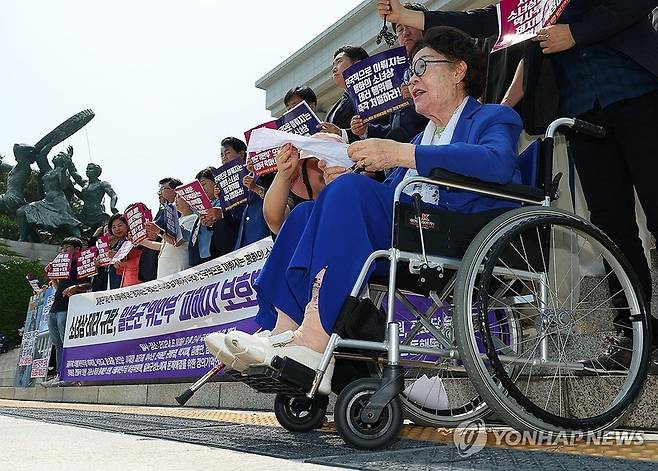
[39,0,658,388]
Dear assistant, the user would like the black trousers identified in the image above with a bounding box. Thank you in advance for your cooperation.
[568,89,658,338]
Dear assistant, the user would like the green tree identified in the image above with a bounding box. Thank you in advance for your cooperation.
[0,258,45,348]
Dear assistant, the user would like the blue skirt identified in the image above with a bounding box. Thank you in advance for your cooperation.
[254,173,394,333]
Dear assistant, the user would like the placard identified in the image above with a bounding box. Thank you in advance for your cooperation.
[492,0,571,52]
[125,202,152,244]
[244,120,279,176]
[175,181,213,215]
[47,252,73,280]
[96,235,113,266]
[213,161,249,210]
[163,203,183,242]
[111,240,134,264]
[77,247,99,278]
[344,46,411,123]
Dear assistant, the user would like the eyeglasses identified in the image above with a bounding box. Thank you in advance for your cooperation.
[411,58,453,78]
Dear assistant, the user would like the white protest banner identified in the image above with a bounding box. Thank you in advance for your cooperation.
[60,238,273,383]
[111,240,134,264]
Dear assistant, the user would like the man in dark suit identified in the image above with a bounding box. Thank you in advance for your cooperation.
[351,2,429,143]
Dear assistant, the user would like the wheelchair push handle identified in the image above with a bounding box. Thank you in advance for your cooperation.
[572,119,606,138]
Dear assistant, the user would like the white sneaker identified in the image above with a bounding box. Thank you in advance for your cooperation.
[205,330,272,371]
[224,330,295,370]
[226,331,334,395]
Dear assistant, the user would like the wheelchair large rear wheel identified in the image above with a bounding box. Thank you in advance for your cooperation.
[454,206,651,436]
[371,285,522,427]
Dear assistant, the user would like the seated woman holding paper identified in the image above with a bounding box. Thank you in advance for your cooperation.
[263,132,342,234]
[205,26,523,394]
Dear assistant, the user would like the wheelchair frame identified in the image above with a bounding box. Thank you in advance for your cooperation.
[307,117,584,400]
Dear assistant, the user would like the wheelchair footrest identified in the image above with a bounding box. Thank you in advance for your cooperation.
[225,355,317,396]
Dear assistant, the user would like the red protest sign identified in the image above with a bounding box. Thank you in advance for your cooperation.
[125,202,152,244]
[175,181,213,214]
[96,235,113,266]
[77,247,98,278]
[245,120,278,176]
[47,252,73,280]
[492,0,571,53]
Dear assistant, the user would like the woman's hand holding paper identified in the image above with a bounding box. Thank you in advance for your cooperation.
[347,139,415,172]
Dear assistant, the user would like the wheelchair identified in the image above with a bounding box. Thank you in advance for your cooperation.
[226,117,653,449]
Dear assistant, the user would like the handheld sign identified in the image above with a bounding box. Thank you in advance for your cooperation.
[213,161,249,210]
[245,120,279,177]
[245,101,322,177]
[125,202,152,244]
[111,239,134,264]
[96,235,113,266]
[344,46,411,124]
[492,0,571,53]
[48,252,73,280]
[25,274,42,292]
[175,181,213,215]
[276,101,321,137]
[163,202,183,242]
[77,247,99,278]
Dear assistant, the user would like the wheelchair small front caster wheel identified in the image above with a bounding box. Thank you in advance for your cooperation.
[335,377,402,449]
[274,394,328,432]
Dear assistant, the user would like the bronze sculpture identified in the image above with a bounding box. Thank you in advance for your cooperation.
[16,148,83,242]
[76,162,119,231]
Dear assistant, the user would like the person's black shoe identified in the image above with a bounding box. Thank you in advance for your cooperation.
[580,335,633,373]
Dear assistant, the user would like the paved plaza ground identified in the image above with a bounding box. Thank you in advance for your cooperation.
[1,399,657,470]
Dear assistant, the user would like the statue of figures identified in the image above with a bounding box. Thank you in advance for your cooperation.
[0,109,94,218]
[76,163,118,231]
[16,150,83,242]
[0,143,52,216]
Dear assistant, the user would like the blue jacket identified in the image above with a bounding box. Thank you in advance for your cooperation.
[387,97,523,213]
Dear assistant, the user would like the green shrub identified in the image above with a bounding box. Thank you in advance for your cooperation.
[0,259,45,348]
[0,214,19,240]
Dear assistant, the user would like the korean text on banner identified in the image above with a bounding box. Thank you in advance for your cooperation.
[96,235,113,266]
[125,202,152,243]
[61,238,273,383]
[48,252,73,280]
[163,203,183,242]
[175,181,213,215]
[77,247,99,278]
[344,46,411,123]
[492,0,571,52]
[213,161,249,210]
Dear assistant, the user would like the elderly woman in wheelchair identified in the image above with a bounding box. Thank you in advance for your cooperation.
[206,26,652,449]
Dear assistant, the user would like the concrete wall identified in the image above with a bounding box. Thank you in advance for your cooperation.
[0,238,59,265]
[0,348,19,387]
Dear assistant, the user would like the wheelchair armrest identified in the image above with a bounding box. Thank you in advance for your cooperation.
[428,168,547,204]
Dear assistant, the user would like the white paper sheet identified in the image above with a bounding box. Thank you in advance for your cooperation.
[403,374,449,410]
[247,128,353,168]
